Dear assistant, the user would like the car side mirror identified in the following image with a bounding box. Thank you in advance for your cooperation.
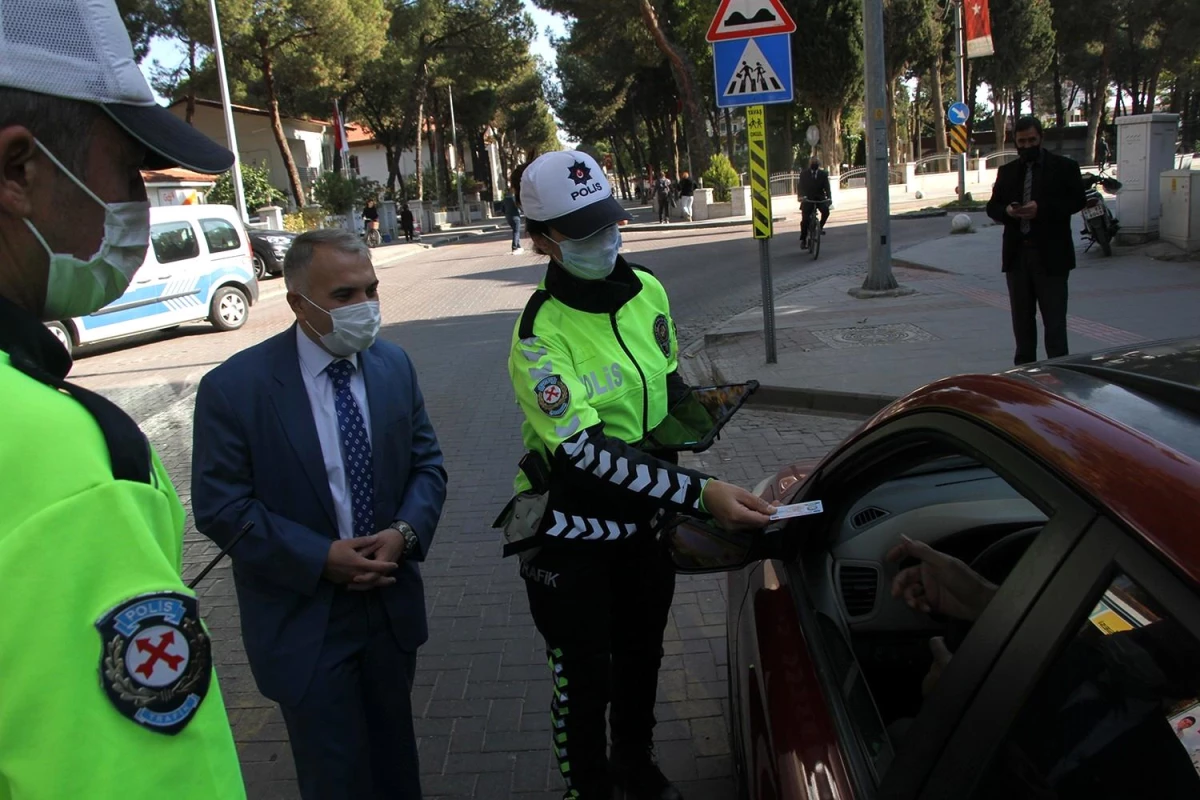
[664,516,803,574]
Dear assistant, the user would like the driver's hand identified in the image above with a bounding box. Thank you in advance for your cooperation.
[886,535,998,621]
[702,480,776,530]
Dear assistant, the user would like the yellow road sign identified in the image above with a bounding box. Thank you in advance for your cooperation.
[746,105,772,239]
[948,123,968,154]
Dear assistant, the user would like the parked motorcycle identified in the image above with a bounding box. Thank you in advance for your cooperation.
[1080,168,1122,256]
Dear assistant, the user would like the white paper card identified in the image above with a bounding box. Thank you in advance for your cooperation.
[770,500,824,521]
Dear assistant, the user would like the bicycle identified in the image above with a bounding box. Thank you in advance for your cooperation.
[800,197,831,260]
[363,219,382,248]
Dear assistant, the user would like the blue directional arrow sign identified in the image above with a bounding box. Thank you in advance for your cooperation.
[713,33,793,109]
[947,101,970,126]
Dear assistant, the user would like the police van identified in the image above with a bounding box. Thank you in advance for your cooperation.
[45,204,259,355]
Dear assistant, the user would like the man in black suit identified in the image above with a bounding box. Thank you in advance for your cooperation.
[798,157,832,248]
[986,116,1086,365]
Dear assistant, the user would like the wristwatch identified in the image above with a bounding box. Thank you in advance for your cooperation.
[389,520,420,559]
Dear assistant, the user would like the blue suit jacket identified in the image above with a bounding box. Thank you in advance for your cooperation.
[191,326,447,706]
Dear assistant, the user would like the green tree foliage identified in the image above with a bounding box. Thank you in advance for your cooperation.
[208,163,285,209]
[312,171,382,214]
[351,0,535,201]
[224,0,388,205]
[787,0,863,172]
[883,0,940,163]
[703,152,739,202]
[978,0,1055,147]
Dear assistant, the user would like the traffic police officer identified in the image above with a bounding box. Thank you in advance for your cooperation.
[0,0,245,795]
[505,151,774,799]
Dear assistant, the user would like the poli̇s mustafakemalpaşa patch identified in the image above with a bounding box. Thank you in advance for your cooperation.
[95,591,212,735]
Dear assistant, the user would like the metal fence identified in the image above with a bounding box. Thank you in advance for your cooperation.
[838,167,906,187]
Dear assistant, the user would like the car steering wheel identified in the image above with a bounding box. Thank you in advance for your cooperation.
[943,525,1044,651]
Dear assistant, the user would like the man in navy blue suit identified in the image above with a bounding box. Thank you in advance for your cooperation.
[191,228,447,799]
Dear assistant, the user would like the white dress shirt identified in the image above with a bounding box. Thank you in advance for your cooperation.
[296,326,373,540]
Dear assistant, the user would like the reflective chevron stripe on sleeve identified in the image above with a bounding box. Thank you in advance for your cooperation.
[557,429,706,512]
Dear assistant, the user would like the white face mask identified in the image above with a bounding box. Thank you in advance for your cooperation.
[302,296,381,356]
[556,224,622,281]
[25,140,150,320]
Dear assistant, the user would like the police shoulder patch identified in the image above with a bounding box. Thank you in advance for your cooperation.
[95,591,212,735]
[653,314,672,358]
[535,374,570,418]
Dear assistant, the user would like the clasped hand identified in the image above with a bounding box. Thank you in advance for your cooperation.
[322,529,406,591]
[1006,200,1038,220]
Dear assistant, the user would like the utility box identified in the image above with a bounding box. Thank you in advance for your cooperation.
[1114,113,1179,242]
[1160,170,1200,252]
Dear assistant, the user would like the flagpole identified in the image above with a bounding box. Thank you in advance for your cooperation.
[954,0,968,199]
[207,0,246,222]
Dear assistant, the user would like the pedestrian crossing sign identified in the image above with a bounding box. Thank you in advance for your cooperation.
[712,33,793,109]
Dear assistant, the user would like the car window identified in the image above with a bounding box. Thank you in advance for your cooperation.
[151,221,200,264]
[971,571,1200,799]
[806,440,1052,784]
[200,218,242,253]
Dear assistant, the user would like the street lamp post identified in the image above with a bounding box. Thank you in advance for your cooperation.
[447,85,466,226]
[953,0,968,199]
[858,0,898,292]
[206,0,247,222]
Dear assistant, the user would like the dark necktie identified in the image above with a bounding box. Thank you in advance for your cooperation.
[326,359,375,537]
[1022,162,1034,235]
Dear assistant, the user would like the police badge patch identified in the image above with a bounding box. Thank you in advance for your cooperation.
[653,314,672,358]
[95,591,211,735]
[535,375,570,417]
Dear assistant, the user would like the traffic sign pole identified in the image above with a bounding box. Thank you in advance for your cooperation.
[708,4,794,364]
[953,0,968,198]
[746,105,776,364]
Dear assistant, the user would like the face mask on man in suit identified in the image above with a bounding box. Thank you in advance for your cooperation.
[301,296,381,356]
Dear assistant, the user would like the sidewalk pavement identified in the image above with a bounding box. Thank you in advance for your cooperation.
[696,214,1200,407]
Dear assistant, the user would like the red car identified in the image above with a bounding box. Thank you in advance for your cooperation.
[668,338,1200,800]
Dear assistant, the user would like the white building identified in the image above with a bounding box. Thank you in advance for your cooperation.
[168,99,331,206]
[169,98,505,208]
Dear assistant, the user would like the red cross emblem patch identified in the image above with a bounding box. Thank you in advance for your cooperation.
[535,374,570,418]
[96,591,211,735]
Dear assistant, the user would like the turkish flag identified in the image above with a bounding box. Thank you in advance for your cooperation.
[963,0,994,58]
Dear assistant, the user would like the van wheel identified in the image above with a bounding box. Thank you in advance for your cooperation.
[210,286,249,331]
[45,321,73,355]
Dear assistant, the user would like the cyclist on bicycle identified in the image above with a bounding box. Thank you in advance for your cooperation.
[362,198,381,245]
[798,157,832,248]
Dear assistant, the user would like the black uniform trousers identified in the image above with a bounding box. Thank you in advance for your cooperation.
[1005,242,1069,365]
[279,589,421,800]
[523,535,676,798]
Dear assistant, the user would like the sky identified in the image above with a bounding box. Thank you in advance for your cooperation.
[140,1,567,107]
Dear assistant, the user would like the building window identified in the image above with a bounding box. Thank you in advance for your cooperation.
[349,155,360,175]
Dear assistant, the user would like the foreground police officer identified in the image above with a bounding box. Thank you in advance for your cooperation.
[0,0,245,794]
[505,151,774,800]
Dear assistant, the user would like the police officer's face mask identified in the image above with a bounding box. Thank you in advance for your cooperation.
[25,139,151,321]
[556,224,621,281]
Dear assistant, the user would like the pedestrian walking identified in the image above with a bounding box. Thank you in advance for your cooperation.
[986,116,1086,365]
[1098,133,1111,170]
[676,170,696,222]
[655,171,673,224]
[400,201,415,242]
[0,0,245,795]
[191,229,448,799]
[499,151,776,800]
[502,185,524,254]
